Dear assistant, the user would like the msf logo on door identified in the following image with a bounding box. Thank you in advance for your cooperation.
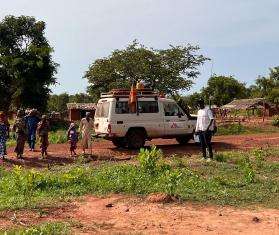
[171,122,179,128]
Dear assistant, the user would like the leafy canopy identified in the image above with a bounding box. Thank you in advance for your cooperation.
[84,41,209,101]
[249,66,279,105]
[47,93,94,113]
[0,15,58,112]
[202,75,249,107]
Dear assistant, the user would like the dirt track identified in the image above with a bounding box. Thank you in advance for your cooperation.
[1,195,279,234]
[4,133,279,168]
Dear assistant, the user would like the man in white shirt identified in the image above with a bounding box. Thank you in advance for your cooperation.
[195,99,215,161]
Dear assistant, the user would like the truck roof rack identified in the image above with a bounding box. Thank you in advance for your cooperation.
[101,88,159,98]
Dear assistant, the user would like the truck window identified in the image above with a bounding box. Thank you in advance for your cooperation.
[115,101,159,114]
[95,102,110,118]
[138,101,159,113]
[115,101,130,114]
[163,102,184,116]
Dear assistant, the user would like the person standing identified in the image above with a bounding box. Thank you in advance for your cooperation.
[67,122,78,156]
[26,109,40,151]
[13,110,28,159]
[37,115,50,157]
[79,112,94,154]
[0,112,9,160]
[195,99,215,162]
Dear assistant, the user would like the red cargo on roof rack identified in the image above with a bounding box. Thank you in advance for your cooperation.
[101,88,159,98]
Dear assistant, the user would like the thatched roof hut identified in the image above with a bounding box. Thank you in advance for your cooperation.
[222,98,270,110]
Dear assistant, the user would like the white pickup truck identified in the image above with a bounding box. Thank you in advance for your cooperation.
[94,89,197,149]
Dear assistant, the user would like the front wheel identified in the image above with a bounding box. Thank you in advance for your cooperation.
[176,135,193,145]
[127,129,146,149]
[112,137,127,148]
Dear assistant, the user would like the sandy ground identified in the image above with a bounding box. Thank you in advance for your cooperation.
[0,194,279,234]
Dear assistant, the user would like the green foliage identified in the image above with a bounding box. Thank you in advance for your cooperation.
[272,115,279,127]
[202,75,249,106]
[47,93,69,113]
[214,153,228,163]
[217,124,246,135]
[0,15,58,112]
[138,146,162,174]
[85,40,209,101]
[47,93,94,113]
[1,222,70,235]
[48,131,68,144]
[0,148,278,211]
[216,123,279,136]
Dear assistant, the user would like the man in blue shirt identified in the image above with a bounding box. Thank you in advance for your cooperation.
[26,109,40,151]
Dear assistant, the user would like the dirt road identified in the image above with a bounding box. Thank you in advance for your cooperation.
[0,194,278,234]
[4,133,279,168]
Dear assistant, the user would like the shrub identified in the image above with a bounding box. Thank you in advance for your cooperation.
[215,153,228,162]
[217,124,246,135]
[272,115,279,127]
[48,131,68,144]
[237,155,255,184]
[138,146,162,174]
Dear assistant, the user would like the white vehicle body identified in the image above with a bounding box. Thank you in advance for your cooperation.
[94,93,197,148]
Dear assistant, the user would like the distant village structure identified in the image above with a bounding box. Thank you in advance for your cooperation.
[67,103,96,121]
[219,98,278,124]
[222,98,277,117]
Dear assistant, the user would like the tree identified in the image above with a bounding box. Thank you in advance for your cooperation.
[182,92,204,111]
[249,66,279,99]
[0,15,58,112]
[202,75,249,107]
[69,93,94,103]
[84,41,209,101]
[47,93,94,113]
[47,93,70,113]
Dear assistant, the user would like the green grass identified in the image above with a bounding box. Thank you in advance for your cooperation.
[0,147,278,211]
[216,123,279,136]
[0,222,70,235]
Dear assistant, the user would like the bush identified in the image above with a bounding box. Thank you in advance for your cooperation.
[138,146,163,174]
[217,124,246,135]
[272,115,279,127]
[48,131,68,144]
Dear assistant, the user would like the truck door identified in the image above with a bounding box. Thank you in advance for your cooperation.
[163,102,189,136]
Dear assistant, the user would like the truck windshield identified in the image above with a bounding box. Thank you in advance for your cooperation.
[95,102,110,118]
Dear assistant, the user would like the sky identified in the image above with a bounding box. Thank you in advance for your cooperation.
[1,0,279,95]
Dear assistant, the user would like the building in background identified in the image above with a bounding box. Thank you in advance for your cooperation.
[67,103,96,121]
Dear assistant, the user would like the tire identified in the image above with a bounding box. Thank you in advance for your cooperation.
[112,137,127,148]
[127,129,146,149]
[176,135,192,145]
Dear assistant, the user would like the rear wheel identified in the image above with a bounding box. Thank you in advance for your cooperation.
[112,137,127,148]
[127,129,146,149]
[176,135,193,145]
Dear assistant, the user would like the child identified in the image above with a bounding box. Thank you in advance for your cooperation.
[37,115,50,157]
[0,112,9,160]
[67,123,78,156]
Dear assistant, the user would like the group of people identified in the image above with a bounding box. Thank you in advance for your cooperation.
[0,109,50,159]
[0,101,214,161]
[0,110,95,160]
